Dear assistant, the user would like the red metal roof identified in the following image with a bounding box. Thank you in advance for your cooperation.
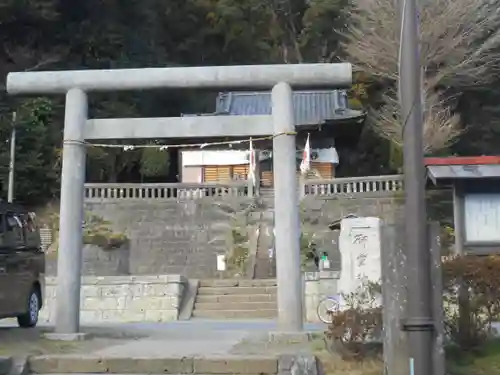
[427,164,500,182]
[424,156,500,166]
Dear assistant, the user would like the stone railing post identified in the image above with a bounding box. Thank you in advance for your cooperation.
[299,176,306,199]
[248,180,254,197]
[254,151,261,197]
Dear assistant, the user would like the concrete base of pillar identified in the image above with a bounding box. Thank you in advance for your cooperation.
[267,331,313,344]
[44,332,90,341]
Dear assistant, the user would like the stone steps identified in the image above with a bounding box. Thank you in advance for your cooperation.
[192,279,277,319]
[254,221,275,279]
[27,355,279,374]
[196,293,275,303]
[192,309,277,319]
[198,279,277,287]
[194,301,276,311]
[197,286,277,295]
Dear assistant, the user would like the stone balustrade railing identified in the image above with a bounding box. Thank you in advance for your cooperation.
[84,182,249,201]
[84,175,404,201]
[302,174,404,197]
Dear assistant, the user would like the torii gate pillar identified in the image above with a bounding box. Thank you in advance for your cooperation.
[272,83,302,329]
[7,64,352,335]
[56,88,88,333]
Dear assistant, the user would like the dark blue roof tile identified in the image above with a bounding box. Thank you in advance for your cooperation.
[215,90,363,125]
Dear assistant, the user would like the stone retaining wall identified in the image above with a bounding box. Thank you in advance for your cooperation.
[28,355,279,374]
[81,199,256,278]
[27,354,317,375]
[70,195,403,278]
[40,275,186,324]
[45,245,130,276]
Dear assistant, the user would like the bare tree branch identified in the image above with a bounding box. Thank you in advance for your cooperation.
[24,55,62,72]
[342,0,500,152]
[4,44,65,72]
[1,45,66,92]
[345,0,500,87]
[370,87,463,152]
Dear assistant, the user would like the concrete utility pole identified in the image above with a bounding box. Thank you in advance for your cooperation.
[272,82,303,331]
[6,63,352,336]
[7,112,17,203]
[398,0,435,373]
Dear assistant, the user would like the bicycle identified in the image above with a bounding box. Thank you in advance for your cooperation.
[316,294,342,324]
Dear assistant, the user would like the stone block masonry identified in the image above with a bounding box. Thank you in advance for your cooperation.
[40,275,186,324]
[298,195,404,272]
[46,244,130,276]
[80,198,256,278]
[41,190,412,279]
[27,355,280,374]
[303,271,340,322]
[68,195,404,278]
[27,354,317,375]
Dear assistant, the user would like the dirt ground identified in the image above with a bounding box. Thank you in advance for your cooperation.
[0,323,384,375]
[0,323,145,357]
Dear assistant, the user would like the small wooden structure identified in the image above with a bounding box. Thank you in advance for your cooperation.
[180,90,366,185]
[426,156,500,255]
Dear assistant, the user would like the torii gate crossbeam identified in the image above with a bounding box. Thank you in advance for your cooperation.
[6,63,352,337]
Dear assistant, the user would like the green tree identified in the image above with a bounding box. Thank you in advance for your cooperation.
[0,98,60,205]
[0,0,400,201]
[139,147,170,178]
[201,0,351,64]
[452,85,500,157]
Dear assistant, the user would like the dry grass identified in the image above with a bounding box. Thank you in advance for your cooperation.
[311,336,383,375]
[447,339,500,375]
[316,353,382,375]
[230,333,383,374]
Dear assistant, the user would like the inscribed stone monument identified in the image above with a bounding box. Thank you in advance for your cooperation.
[337,217,382,306]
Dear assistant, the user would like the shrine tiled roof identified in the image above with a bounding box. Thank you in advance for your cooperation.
[215,90,364,125]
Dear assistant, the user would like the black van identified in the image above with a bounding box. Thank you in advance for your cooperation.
[0,202,45,327]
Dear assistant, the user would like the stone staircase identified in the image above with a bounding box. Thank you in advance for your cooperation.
[254,212,276,279]
[255,188,276,278]
[192,279,277,319]
[259,187,275,201]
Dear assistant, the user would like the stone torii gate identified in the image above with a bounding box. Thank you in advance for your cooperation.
[6,63,352,336]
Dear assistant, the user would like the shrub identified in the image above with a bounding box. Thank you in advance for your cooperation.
[443,255,500,349]
[323,255,500,361]
[325,282,383,360]
[440,224,455,255]
[300,230,317,269]
[40,208,129,252]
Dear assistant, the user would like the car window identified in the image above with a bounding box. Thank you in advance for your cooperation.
[6,212,24,245]
[0,214,5,247]
[6,216,19,230]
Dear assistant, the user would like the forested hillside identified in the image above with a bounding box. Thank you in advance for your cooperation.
[0,0,499,206]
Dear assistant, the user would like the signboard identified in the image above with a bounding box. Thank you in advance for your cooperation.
[464,193,500,243]
[461,181,500,254]
[216,254,226,271]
